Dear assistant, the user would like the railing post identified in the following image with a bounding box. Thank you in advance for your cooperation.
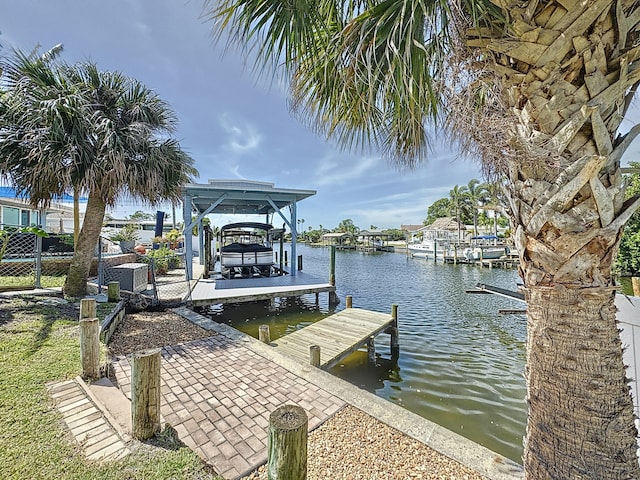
[268,405,308,480]
[131,348,162,440]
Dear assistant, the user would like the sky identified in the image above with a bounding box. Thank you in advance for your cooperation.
[3,1,640,231]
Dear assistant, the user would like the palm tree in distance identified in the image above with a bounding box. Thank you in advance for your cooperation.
[448,184,469,242]
[0,48,197,297]
[466,179,488,237]
[205,1,640,477]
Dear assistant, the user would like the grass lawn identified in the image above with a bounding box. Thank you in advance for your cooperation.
[0,296,221,479]
[0,274,67,289]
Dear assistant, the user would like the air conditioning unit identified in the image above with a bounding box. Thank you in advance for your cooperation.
[110,263,148,293]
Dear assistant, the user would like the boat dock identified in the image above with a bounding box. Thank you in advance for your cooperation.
[268,299,399,369]
[189,271,336,307]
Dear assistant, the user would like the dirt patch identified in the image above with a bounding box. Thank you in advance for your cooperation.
[107,308,214,356]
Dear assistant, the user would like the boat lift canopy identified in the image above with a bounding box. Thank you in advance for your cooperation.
[182,179,316,279]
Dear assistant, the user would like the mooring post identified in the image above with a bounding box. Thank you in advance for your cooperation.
[346,295,352,308]
[390,304,399,358]
[297,255,303,271]
[453,244,458,265]
[309,345,321,367]
[259,324,271,344]
[328,246,339,306]
[433,240,437,262]
[80,317,100,380]
[268,405,308,480]
[131,348,162,441]
[107,281,120,302]
[633,277,640,296]
[284,250,288,266]
[79,298,97,320]
[367,336,376,364]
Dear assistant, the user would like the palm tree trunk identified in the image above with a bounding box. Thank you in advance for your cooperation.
[524,286,638,478]
[63,190,106,297]
[463,1,640,476]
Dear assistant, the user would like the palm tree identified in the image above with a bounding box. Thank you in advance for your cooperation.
[466,179,488,237]
[448,184,469,241]
[205,1,640,477]
[0,49,197,297]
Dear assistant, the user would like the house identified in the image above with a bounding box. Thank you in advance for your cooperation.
[0,185,82,232]
[419,217,467,243]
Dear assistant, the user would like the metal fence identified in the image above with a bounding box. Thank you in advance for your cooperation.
[0,225,74,290]
[0,230,193,307]
[96,237,193,306]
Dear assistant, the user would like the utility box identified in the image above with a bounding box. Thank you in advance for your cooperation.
[110,263,148,293]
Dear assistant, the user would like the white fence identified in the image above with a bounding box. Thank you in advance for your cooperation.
[617,294,640,438]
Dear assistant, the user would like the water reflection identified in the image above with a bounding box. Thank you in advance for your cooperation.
[202,244,527,463]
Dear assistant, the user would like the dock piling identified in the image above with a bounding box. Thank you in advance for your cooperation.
[328,246,339,306]
[309,345,321,367]
[107,281,120,302]
[390,304,399,358]
[346,295,352,308]
[259,325,271,344]
[367,336,375,364]
[80,317,100,380]
[268,405,308,480]
[131,348,162,441]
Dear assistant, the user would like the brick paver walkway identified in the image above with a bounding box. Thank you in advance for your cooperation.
[47,379,130,462]
[111,335,346,479]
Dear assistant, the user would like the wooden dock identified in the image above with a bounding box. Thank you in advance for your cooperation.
[189,271,336,307]
[270,301,398,370]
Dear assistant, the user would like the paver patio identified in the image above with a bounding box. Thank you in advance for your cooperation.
[110,334,346,479]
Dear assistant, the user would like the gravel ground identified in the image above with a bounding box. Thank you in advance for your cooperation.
[110,309,487,479]
[107,309,214,356]
[243,405,485,480]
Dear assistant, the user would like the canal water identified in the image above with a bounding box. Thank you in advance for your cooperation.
[203,244,527,463]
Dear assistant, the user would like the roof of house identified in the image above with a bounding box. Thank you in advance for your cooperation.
[423,217,466,231]
[400,224,424,232]
[321,232,353,238]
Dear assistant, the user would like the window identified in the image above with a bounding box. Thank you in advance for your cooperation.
[21,210,30,226]
[2,206,20,227]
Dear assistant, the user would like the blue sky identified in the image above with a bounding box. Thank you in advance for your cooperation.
[3,1,639,231]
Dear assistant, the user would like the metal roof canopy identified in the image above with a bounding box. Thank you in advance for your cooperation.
[182,179,316,279]
[184,180,316,217]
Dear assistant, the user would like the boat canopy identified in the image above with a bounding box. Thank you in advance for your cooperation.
[471,235,499,240]
[220,222,273,232]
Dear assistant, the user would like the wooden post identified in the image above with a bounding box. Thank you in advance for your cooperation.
[328,246,339,306]
[390,304,399,358]
[297,255,303,271]
[633,277,640,296]
[453,244,458,265]
[131,348,161,441]
[329,245,336,287]
[284,250,288,266]
[433,240,437,262]
[309,345,321,367]
[80,317,100,380]
[346,295,352,308]
[107,281,120,302]
[367,336,376,364]
[268,405,308,480]
[79,298,96,320]
[259,324,271,344]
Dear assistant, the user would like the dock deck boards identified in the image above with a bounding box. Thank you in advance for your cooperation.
[189,271,335,306]
[272,307,395,369]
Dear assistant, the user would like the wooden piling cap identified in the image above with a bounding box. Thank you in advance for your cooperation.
[270,404,307,430]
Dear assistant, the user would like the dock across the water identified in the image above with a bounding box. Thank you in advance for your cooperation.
[264,298,399,370]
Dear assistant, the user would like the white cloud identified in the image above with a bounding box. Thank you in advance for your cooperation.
[314,154,381,186]
[218,114,262,153]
